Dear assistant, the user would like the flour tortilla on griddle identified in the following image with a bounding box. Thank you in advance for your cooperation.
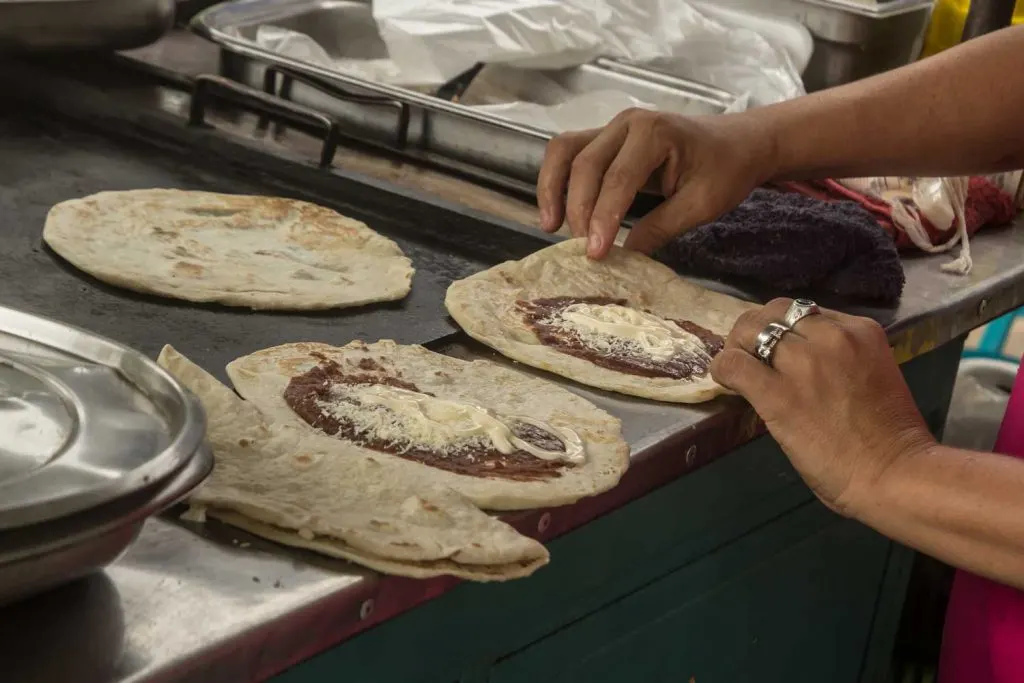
[225,340,629,511]
[44,190,413,310]
[445,238,756,403]
[158,345,548,581]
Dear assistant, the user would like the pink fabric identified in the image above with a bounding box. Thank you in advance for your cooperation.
[939,364,1024,682]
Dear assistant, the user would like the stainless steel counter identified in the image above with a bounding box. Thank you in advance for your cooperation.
[5,222,1024,683]
[2,42,1024,683]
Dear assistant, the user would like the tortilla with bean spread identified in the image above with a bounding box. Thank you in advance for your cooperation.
[445,238,756,403]
[225,340,629,511]
[157,345,549,581]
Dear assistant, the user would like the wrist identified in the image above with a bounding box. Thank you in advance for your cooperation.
[835,428,938,520]
[728,109,784,186]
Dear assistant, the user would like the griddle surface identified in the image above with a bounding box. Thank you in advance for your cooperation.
[0,113,490,378]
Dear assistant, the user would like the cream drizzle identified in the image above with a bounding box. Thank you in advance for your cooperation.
[558,303,708,361]
[320,383,584,464]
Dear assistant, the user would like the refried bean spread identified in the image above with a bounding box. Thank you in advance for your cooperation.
[283,355,571,481]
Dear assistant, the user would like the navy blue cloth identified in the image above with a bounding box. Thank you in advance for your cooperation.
[654,188,905,305]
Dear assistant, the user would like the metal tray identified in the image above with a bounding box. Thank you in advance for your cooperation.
[192,0,734,183]
[0,304,206,529]
[0,445,212,606]
[704,0,934,91]
[0,0,175,52]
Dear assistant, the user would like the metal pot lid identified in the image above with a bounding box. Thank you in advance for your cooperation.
[0,304,206,530]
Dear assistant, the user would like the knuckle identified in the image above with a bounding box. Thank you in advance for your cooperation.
[647,113,683,141]
[822,325,859,354]
[611,108,634,124]
[619,106,651,123]
[570,152,597,175]
[853,316,887,341]
[766,298,793,317]
[565,199,594,228]
[731,309,760,335]
[602,163,632,189]
[545,134,572,158]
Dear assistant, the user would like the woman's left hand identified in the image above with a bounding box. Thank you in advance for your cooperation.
[710,298,937,515]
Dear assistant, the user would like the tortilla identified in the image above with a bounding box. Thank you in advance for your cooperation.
[225,340,629,511]
[44,190,413,310]
[445,238,756,403]
[158,345,548,581]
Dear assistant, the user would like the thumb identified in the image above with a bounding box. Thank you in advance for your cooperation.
[622,184,721,254]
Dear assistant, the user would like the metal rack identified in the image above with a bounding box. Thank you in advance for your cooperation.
[191,0,735,187]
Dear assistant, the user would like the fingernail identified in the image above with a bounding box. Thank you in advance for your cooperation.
[587,231,603,256]
[539,208,552,230]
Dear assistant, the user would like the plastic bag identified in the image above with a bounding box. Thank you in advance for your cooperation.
[469,90,656,133]
[637,1,807,107]
[252,25,422,87]
[372,0,608,85]
[372,0,804,105]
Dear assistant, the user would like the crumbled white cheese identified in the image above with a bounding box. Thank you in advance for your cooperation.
[556,303,711,363]
[316,383,584,464]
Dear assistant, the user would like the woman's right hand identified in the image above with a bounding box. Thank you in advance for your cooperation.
[537,108,780,260]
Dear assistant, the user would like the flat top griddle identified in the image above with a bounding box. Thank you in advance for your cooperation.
[0,114,498,379]
[2,49,1024,683]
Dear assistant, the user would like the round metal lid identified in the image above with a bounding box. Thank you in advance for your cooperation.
[0,305,206,529]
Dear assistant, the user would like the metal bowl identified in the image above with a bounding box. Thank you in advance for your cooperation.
[0,445,212,606]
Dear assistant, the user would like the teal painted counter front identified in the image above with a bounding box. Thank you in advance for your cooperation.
[272,339,962,683]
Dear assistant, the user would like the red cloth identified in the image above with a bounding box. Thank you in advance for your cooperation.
[774,178,1016,250]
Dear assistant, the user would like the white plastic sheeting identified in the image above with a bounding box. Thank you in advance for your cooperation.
[373,0,808,106]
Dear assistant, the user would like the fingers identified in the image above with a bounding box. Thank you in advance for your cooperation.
[621,181,719,254]
[537,129,599,233]
[726,306,809,374]
[587,129,668,259]
[563,124,629,242]
[710,348,781,418]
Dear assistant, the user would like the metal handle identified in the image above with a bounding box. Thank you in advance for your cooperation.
[189,74,340,168]
[262,64,412,149]
[962,0,1017,41]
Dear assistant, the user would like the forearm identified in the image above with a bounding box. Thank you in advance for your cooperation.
[747,26,1024,181]
[850,444,1024,589]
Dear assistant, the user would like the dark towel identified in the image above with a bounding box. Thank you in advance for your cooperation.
[654,189,905,305]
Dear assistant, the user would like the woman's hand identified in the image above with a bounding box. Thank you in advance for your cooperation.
[536,109,779,260]
[710,298,937,515]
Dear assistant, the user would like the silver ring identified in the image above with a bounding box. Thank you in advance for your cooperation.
[754,322,791,367]
[784,298,821,328]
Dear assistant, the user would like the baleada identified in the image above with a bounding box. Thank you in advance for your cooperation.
[158,345,548,581]
[224,340,630,511]
[445,238,756,403]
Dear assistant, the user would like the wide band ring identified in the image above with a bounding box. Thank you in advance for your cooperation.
[784,298,821,328]
[754,322,791,368]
